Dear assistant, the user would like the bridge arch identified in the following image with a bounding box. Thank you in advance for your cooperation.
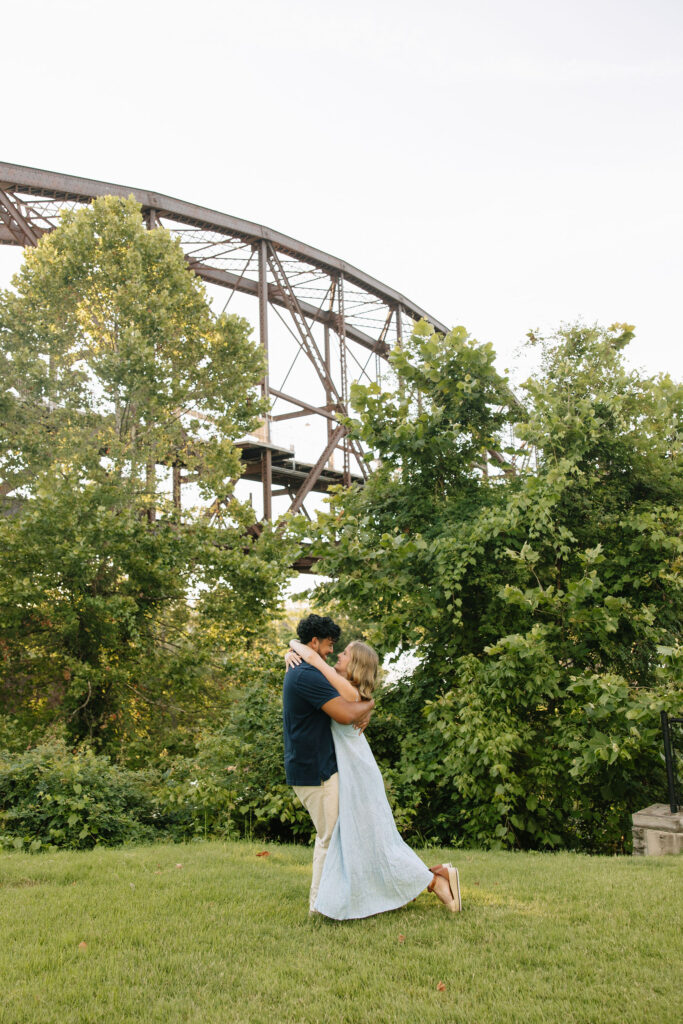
[0,162,448,522]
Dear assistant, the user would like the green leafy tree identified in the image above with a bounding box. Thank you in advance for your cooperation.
[0,196,297,753]
[314,322,682,851]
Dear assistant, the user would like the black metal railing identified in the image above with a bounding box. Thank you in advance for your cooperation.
[661,711,683,813]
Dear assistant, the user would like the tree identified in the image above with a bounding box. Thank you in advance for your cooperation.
[0,196,297,753]
[314,322,682,851]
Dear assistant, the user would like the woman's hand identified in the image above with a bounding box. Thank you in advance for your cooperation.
[284,648,302,670]
[289,638,314,663]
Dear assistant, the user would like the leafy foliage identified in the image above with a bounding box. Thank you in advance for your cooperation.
[0,196,297,753]
[3,205,680,856]
[314,322,683,851]
[0,734,160,851]
[157,678,311,844]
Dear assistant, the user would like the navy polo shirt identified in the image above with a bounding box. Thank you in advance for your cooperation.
[283,662,340,786]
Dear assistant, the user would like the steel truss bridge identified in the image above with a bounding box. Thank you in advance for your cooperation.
[0,162,449,537]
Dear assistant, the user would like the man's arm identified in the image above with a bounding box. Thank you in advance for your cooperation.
[321,696,375,725]
[353,706,374,734]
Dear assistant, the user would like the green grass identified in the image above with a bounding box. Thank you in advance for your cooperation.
[1,841,681,1024]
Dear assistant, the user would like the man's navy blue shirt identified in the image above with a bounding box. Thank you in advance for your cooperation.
[283,662,339,786]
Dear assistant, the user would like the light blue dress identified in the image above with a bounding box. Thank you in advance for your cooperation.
[314,721,433,920]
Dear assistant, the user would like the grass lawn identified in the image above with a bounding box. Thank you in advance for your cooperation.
[1,840,681,1024]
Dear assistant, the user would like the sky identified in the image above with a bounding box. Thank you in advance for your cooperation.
[2,0,681,384]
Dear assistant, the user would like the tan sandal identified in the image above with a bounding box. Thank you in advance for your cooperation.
[428,862,461,912]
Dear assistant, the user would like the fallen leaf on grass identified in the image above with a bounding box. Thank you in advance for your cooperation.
[398,934,405,944]
[436,981,446,992]
[256,851,269,857]
[78,941,88,951]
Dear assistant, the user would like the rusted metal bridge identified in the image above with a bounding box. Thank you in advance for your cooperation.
[0,162,448,525]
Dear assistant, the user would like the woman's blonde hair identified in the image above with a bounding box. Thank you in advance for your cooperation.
[345,641,379,699]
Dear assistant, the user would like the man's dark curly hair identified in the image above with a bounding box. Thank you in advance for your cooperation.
[296,614,341,644]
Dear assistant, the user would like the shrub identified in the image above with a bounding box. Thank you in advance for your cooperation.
[0,737,161,851]
[157,682,311,843]
[0,679,314,851]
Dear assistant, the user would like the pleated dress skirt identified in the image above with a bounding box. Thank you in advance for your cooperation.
[314,721,433,920]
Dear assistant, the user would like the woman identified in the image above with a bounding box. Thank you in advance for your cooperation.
[286,638,461,920]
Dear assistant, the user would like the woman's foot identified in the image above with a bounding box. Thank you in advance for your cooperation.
[428,863,461,912]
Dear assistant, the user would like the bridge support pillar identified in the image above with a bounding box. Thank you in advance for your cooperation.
[258,240,272,520]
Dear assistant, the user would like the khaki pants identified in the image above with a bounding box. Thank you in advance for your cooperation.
[293,772,339,912]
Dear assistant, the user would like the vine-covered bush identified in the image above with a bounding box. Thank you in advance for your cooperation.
[314,322,683,852]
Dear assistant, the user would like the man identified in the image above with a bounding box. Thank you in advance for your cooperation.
[283,613,374,914]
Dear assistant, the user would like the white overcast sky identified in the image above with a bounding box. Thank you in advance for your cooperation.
[2,0,681,384]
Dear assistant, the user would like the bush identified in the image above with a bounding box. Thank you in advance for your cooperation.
[0,680,314,851]
[0,714,46,755]
[0,737,162,851]
[157,682,312,843]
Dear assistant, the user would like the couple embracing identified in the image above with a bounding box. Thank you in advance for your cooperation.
[282,614,461,920]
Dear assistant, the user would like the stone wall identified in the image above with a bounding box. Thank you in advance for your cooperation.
[632,803,683,855]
